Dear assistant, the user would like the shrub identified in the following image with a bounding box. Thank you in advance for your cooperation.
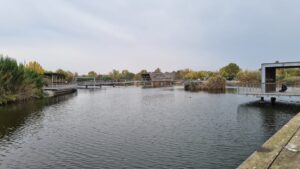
[237,70,261,84]
[0,55,44,104]
[184,75,226,91]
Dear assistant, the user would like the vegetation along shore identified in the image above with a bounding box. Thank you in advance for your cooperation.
[1,55,300,104]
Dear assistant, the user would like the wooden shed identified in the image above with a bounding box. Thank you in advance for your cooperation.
[141,72,174,88]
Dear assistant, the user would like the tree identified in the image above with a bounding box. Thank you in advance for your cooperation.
[109,69,121,81]
[100,75,113,81]
[154,68,161,73]
[219,63,241,80]
[56,69,75,82]
[26,61,45,75]
[88,71,97,77]
[184,71,197,80]
[134,69,148,80]
[121,70,135,80]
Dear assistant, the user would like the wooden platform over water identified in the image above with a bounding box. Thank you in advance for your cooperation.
[239,91,300,97]
[238,112,300,169]
[238,84,300,98]
[43,85,77,97]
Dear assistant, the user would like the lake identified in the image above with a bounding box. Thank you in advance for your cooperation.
[0,87,300,169]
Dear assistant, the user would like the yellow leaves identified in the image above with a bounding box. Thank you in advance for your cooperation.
[26,61,45,75]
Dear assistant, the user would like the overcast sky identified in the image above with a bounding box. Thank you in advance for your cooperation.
[1,0,300,74]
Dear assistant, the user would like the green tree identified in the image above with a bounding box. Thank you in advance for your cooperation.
[134,69,148,80]
[100,75,113,81]
[121,70,135,80]
[154,68,161,73]
[88,71,97,77]
[56,69,74,82]
[219,63,241,80]
[109,69,121,81]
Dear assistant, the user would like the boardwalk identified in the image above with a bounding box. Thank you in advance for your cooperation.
[77,80,138,88]
[43,84,77,97]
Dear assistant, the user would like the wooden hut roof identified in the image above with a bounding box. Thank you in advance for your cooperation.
[149,72,174,82]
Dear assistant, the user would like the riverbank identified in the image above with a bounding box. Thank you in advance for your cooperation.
[238,112,300,168]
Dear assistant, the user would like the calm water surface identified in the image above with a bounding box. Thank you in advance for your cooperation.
[0,87,300,169]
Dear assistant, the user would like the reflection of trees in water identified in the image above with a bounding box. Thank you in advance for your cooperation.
[237,101,300,140]
[0,93,76,139]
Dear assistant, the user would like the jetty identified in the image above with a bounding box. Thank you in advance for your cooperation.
[238,61,300,103]
[77,80,137,88]
[238,112,300,169]
[43,85,77,97]
[43,72,77,97]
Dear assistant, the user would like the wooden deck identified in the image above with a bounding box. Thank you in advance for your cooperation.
[238,112,300,169]
[43,84,77,97]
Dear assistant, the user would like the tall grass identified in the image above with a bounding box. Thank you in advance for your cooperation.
[0,55,44,105]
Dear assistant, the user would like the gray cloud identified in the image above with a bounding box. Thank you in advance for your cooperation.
[1,0,300,74]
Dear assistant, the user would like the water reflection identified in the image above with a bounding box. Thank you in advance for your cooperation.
[237,101,300,141]
[1,88,300,169]
[0,93,77,140]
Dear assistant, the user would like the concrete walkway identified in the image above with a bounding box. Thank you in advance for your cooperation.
[238,112,300,169]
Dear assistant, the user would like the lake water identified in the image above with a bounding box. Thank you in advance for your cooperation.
[0,87,300,169]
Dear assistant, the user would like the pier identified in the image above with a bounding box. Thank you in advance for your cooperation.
[77,80,137,88]
[238,62,300,103]
[43,72,77,97]
[43,84,77,97]
[238,112,300,169]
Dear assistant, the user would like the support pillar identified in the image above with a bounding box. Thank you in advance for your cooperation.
[260,97,265,103]
[271,97,276,104]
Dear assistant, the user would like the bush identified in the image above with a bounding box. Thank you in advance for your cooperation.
[237,70,261,84]
[204,75,226,90]
[280,76,300,85]
[184,75,226,91]
[0,55,44,104]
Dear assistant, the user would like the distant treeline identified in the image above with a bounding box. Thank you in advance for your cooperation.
[84,63,243,81]
[1,55,300,104]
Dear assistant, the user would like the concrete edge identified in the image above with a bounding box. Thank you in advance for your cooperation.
[237,112,300,169]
